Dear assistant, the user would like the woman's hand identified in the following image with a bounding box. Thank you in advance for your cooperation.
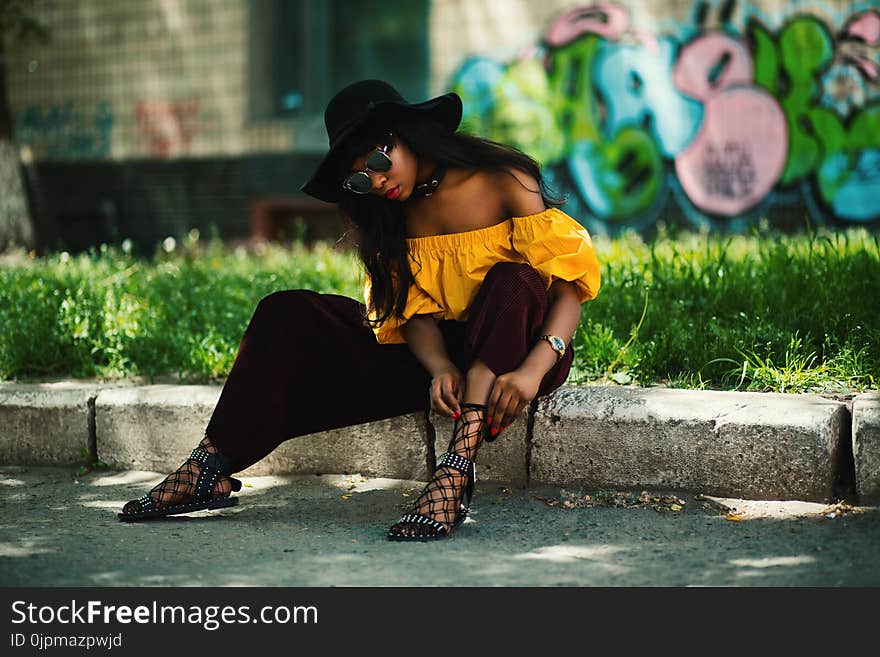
[485,367,543,437]
[429,364,464,419]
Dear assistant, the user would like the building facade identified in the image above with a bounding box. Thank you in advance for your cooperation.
[5,0,879,252]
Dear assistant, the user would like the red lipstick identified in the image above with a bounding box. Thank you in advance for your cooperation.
[385,185,400,200]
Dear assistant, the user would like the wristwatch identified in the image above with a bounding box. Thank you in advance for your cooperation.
[539,334,566,362]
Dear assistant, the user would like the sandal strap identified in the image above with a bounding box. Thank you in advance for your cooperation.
[394,513,449,535]
[189,446,241,502]
[189,445,210,462]
[133,494,156,513]
[437,451,474,478]
[194,464,220,503]
[188,446,236,476]
[189,446,240,487]
[436,451,476,513]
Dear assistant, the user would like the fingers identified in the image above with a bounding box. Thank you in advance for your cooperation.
[433,389,457,418]
[445,383,461,418]
[509,400,528,429]
[486,389,524,438]
[430,375,462,419]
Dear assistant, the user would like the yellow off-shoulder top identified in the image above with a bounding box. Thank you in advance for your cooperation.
[363,207,601,344]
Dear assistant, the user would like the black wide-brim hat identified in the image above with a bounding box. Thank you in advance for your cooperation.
[301,79,462,203]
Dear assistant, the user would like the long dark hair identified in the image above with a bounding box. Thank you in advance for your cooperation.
[335,113,563,333]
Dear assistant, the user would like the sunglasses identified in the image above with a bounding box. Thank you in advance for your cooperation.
[343,142,393,195]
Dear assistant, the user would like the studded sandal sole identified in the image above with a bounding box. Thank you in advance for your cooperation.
[117,496,239,522]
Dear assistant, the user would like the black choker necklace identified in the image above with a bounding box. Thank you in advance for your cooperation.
[413,164,447,198]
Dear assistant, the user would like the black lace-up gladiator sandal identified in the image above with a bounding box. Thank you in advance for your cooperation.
[387,402,487,541]
[118,436,242,522]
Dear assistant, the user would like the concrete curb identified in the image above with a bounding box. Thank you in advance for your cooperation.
[853,392,880,503]
[94,385,428,480]
[530,386,848,502]
[0,380,876,503]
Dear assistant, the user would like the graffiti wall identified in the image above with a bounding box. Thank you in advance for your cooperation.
[14,101,114,160]
[451,0,880,233]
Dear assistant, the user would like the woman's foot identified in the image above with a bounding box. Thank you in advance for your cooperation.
[389,462,470,539]
[120,435,236,516]
[388,403,486,540]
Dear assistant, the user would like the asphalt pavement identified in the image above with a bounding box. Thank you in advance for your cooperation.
[1,465,878,587]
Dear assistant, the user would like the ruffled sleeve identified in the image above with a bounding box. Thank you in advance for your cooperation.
[363,271,444,344]
[511,208,601,303]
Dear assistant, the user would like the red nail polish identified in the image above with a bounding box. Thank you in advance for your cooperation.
[486,417,493,425]
[491,427,499,435]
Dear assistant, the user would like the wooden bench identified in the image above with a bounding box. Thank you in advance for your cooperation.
[250,197,354,247]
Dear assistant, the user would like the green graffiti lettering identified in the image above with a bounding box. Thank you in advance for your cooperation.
[487,58,567,165]
[569,126,664,221]
[747,20,780,95]
[547,35,602,152]
[778,17,835,185]
[749,14,879,216]
[848,105,880,152]
[816,104,880,208]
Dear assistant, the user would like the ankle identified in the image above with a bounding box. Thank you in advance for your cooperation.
[199,434,220,455]
[447,408,486,461]
[434,464,466,483]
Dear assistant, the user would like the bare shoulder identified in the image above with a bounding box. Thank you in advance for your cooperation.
[489,168,546,217]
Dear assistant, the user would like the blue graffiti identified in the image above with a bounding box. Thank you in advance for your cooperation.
[823,148,880,221]
[14,100,113,159]
[593,37,704,157]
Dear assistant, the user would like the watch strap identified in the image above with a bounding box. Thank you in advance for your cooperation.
[539,334,565,362]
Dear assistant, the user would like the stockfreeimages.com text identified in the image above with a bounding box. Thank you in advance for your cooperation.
[11,600,317,631]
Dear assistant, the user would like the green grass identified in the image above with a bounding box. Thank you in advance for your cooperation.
[0,233,362,383]
[567,222,880,394]
[1,223,878,395]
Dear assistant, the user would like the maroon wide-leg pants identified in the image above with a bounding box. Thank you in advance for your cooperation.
[206,262,575,473]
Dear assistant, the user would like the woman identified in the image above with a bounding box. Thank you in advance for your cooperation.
[119,79,601,541]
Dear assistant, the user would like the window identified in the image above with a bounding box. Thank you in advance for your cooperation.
[249,0,429,120]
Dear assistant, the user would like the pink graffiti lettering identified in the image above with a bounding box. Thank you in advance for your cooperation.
[847,54,879,82]
[673,31,786,215]
[136,99,200,157]
[675,87,787,215]
[543,4,629,47]
[844,10,880,45]
[674,32,753,101]
[839,11,880,82]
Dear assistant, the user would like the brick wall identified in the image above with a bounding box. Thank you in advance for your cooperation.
[7,0,302,162]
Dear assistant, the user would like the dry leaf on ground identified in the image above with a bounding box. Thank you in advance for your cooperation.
[816,501,861,520]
